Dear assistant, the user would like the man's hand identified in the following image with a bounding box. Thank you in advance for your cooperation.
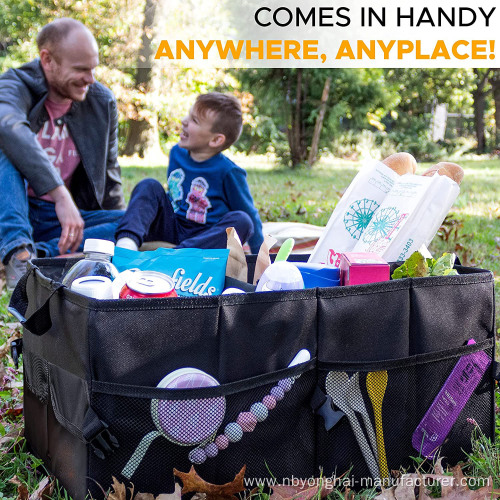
[47,185,84,254]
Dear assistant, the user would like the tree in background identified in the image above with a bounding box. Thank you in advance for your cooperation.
[237,68,395,167]
[2,4,499,162]
[382,68,485,158]
[471,69,493,154]
[121,0,165,159]
[490,69,500,149]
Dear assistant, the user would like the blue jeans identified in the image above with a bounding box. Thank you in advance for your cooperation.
[115,178,254,249]
[0,150,125,262]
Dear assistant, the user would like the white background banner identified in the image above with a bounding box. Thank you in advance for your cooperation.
[155,0,498,68]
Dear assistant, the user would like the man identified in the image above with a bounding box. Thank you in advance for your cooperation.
[0,18,125,289]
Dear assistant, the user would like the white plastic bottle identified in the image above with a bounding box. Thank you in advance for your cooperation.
[62,239,119,287]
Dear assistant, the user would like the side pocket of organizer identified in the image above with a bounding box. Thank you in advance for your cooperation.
[87,360,317,498]
[315,359,416,490]
[314,339,495,490]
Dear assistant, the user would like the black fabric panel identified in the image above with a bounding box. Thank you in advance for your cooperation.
[218,288,317,382]
[88,297,220,386]
[409,272,495,354]
[46,402,89,500]
[23,267,90,379]
[317,280,411,362]
[24,387,49,464]
[23,351,49,404]
[49,363,90,441]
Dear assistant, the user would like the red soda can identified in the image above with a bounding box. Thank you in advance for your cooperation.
[119,271,177,299]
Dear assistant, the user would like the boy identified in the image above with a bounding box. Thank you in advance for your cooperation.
[115,93,263,253]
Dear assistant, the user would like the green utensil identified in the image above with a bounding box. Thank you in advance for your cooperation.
[275,238,295,262]
[366,371,389,482]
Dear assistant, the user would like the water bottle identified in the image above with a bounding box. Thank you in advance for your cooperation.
[62,239,119,287]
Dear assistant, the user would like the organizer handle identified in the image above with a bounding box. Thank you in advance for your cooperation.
[8,266,64,336]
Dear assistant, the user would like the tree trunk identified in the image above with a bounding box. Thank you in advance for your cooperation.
[307,76,331,167]
[287,69,307,168]
[473,93,486,153]
[471,69,492,154]
[490,69,500,150]
[122,0,164,159]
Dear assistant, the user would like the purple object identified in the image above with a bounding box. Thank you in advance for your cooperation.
[188,447,207,464]
[237,412,258,432]
[155,368,225,446]
[215,434,229,450]
[278,378,294,392]
[205,443,219,458]
[270,386,285,401]
[263,395,277,409]
[412,340,491,458]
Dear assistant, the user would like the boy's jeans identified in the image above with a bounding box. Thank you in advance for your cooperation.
[0,150,125,262]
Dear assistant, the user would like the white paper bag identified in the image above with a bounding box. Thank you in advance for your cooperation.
[308,160,399,265]
[352,173,459,261]
[309,162,460,266]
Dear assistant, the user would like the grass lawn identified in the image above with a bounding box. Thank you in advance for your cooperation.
[0,154,499,498]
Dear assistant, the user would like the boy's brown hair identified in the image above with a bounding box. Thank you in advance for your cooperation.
[194,92,242,150]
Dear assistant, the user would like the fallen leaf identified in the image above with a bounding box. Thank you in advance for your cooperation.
[374,489,396,500]
[434,457,445,476]
[270,481,330,499]
[155,484,183,499]
[5,405,23,417]
[0,426,22,447]
[174,465,246,499]
[0,329,22,361]
[9,476,29,500]
[29,476,55,500]
[134,494,155,500]
[374,466,500,500]
[107,477,127,500]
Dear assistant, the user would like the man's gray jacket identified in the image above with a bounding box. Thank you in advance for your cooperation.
[0,59,125,210]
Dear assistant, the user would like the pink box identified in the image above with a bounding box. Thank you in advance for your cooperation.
[340,252,390,286]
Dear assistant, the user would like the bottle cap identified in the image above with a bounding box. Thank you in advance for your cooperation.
[83,239,115,256]
[71,276,113,299]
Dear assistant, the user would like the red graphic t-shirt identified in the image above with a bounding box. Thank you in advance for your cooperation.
[28,99,80,201]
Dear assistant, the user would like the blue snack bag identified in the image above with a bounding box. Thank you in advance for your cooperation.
[113,247,229,297]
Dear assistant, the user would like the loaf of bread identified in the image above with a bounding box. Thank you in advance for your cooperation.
[422,162,464,185]
[382,152,417,175]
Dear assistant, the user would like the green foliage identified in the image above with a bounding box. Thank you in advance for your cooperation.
[392,252,458,280]
[237,68,397,166]
[464,424,500,489]
[385,114,443,161]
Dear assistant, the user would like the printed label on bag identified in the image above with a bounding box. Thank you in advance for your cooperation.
[113,247,229,297]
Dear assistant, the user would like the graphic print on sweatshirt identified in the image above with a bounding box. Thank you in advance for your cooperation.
[28,99,80,201]
[167,168,185,212]
[186,177,211,224]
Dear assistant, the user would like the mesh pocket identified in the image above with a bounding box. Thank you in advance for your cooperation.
[316,342,494,490]
[24,351,49,404]
[88,365,316,496]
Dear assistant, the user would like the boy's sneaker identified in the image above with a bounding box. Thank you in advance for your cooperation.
[5,247,34,291]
